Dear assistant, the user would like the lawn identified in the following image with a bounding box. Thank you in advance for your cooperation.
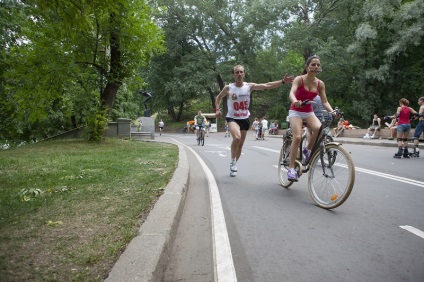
[0,138,178,281]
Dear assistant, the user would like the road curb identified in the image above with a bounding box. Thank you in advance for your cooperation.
[105,144,189,282]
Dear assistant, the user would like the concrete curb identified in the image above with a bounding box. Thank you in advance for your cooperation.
[334,138,399,148]
[105,144,189,282]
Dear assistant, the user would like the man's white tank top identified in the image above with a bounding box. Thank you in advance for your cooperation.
[226,82,251,119]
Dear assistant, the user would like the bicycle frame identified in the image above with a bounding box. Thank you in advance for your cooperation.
[197,125,205,146]
[296,114,334,174]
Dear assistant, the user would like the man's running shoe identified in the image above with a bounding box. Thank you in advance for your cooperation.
[230,171,236,177]
[287,168,298,182]
[302,147,311,165]
[230,162,238,172]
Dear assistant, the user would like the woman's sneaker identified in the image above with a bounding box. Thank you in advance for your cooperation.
[287,168,298,181]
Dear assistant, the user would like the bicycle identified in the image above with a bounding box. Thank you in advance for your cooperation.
[196,125,205,146]
[278,101,355,209]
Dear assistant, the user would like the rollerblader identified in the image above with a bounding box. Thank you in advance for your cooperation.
[388,98,417,159]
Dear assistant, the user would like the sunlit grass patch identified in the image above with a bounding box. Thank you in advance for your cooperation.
[0,138,178,281]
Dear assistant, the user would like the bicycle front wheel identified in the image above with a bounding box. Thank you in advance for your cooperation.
[197,132,201,145]
[278,140,294,188]
[308,144,355,209]
[201,132,205,146]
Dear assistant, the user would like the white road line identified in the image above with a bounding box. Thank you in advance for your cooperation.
[252,146,279,153]
[354,167,424,188]
[400,226,424,239]
[173,139,237,282]
[254,146,424,188]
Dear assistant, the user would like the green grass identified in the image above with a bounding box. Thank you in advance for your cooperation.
[0,139,178,281]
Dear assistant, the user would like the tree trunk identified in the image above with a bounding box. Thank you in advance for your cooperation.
[101,82,120,111]
[100,10,123,113]
[168,105,176,121]
[176,101,184,122]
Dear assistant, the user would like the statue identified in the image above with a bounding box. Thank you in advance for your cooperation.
[139,90,153,117]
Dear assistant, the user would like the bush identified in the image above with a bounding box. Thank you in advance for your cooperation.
[83,108,108,142]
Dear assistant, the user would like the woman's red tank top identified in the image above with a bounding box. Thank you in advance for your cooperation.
[289,77,320,113]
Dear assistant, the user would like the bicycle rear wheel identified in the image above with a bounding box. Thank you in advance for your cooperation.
[278,140,294,188]
[308,144,354,209]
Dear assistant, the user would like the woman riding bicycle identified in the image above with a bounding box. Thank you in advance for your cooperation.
[287,55,336,181]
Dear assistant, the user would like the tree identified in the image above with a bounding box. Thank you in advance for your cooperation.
[0,0,164,142]
[347,0,424,119]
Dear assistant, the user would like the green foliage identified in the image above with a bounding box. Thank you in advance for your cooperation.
[83,108,108,142]
[1,0,424,134]
[1,0,164,142]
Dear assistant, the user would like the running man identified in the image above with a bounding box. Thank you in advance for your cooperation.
[215,65,294,177]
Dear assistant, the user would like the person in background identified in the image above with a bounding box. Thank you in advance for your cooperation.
[194,110,206,140]
[364,114,381,139]
[411,96,424,156]
[261,117,269,140]
[269,121,279,135]
[387,98,417,158]
[251,118,260,139]
[215,64,294,177]
[384,117,398,140]
[333,118,345,137]
[158,119,164,136]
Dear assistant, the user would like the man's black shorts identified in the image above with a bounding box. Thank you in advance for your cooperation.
[226,118,250,131]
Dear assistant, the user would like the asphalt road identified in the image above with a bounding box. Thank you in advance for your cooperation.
[160,132,424,282]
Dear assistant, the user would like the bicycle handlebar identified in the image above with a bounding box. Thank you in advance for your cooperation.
[300,99,344,116]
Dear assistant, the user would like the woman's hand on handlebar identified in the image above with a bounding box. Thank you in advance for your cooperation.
[293,101,302,108]
[293,99,312,108]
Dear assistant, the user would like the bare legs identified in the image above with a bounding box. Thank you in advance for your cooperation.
[228,121,247,161]
[288,115,321,169]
